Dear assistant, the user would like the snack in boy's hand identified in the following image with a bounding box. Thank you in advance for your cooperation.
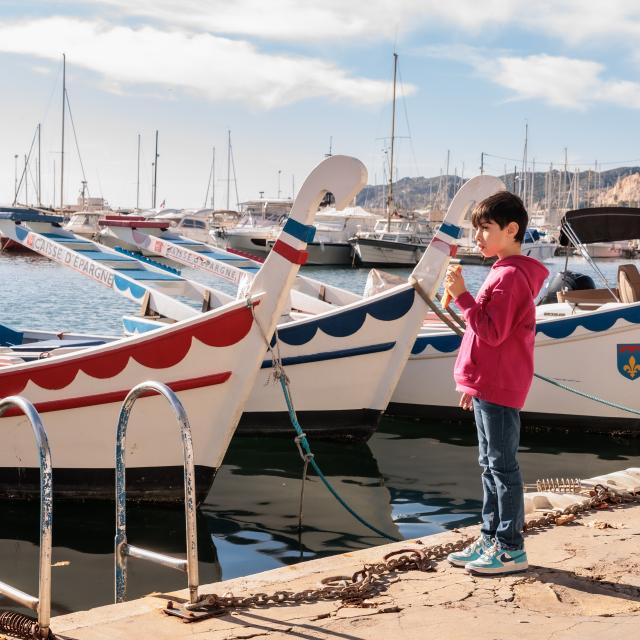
[442,264,462,308]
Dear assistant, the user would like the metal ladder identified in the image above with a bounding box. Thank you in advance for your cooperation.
[0,396,52,640]
[114,381,199,604]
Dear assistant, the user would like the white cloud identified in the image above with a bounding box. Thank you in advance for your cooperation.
[0,17,410,108]
[423,45,640,110]
[76,0,640,46]
[492,55,604,109]
[74,0,430,42]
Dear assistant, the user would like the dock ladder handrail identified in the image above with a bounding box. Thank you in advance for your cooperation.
[114,381,199,604]
[0,396,52,640]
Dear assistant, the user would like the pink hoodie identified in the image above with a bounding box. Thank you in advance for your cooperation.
[453,255,549,409]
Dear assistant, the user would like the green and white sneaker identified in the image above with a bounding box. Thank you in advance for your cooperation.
[465,545,528,575]
[447,536,493,567]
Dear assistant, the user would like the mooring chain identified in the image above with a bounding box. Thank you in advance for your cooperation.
[176,538,473,614]
[0,610,54,640]
[524,484,637,532]
[163,485,640,622]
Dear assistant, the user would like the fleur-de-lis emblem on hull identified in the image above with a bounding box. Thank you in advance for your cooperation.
[623,356,640,379]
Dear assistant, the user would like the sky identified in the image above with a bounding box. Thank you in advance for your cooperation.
[2,1,640,210]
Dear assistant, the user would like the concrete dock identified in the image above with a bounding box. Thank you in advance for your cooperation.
[48,495,640,640]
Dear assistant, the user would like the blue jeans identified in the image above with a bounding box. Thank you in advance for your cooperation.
[473,398,524,550]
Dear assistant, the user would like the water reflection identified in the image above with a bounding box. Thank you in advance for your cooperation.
[372,417,640,540]
[202,435,399,580]
[1,419,640,615]
[1,253,638,616]
[0,502,220,616]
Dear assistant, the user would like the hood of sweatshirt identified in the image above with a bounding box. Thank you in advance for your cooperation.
[491,255,549,298]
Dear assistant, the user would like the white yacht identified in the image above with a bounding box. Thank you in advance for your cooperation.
[63,211,106,239]
[349,217,434,266]
[454,227,559,265]
[266,205,379,265]
[210,198,292,258]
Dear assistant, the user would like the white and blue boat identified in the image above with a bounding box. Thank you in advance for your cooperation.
[0,155,359,501]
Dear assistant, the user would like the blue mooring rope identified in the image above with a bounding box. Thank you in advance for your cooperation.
[534,372,640,417]
[277,375,399,542]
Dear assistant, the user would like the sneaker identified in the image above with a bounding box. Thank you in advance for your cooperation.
[447,536,493,567]
[465,545,528,575]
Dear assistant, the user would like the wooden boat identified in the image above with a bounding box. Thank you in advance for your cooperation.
[0,155,364,502]
[99,198,640,434]
[390,206,640,433]
[97,177,505,439]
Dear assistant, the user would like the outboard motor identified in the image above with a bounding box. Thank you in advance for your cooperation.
[539,270,596,305]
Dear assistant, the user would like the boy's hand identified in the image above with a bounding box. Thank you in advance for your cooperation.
[459,393,473,411]
[444,265,467,299]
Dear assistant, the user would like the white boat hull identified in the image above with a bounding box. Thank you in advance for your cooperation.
[585,243,626,259]
[222,230,273,258]
[299,241,352,265]
[390,302,640,431]
[0,155,369,500]
[241,286,425,438]
[351,238,426,266]
[0,302,264,502]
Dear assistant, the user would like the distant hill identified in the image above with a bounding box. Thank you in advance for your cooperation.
[355,166,640,213]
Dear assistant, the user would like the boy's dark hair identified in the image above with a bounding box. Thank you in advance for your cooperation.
[471,191,528,243]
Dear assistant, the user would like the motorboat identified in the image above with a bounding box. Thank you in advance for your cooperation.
[349,217,435,266]
[266,205,378,265]
[454,227,559,265]
[63,210,107,239]
[211,198,292,258]
[15,174,506,442]
[390,206,640,433]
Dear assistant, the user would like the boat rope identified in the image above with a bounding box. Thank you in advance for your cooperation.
[247,300,399,542]
[409,277,464,337]
[532,372,640,417]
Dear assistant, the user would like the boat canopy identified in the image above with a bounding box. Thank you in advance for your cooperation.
[559,207,640,246]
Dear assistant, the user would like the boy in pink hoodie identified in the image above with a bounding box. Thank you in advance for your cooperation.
[444,191,548,575]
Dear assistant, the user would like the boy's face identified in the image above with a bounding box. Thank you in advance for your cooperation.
[474,218,519,258]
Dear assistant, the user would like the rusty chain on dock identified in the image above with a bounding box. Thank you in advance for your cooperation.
[163,483,640,622]
[0,610,54,640]
[164,537,473,621]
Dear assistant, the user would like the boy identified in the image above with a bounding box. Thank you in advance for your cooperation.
[443,191,548,575]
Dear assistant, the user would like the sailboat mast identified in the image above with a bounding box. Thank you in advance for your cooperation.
[60,53,66,210]
[38,123,42,206]
[226,130,231,210]
[136,133,140,210]
[211,146,216,209]
[152,130,159,208]
[386,52,398,230]
[444,150,450,209]
[521,122,528,203]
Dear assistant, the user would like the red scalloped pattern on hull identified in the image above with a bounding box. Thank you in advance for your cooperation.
[0,371,231,417]
[0,303,256,395]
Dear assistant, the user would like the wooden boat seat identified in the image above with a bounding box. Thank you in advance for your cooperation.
[618,264,640,303]
[556,288,618,304]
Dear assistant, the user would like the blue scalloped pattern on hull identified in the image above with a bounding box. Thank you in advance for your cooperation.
[411,302,640,355]
[276,287,416,346]
[113,275,147,300]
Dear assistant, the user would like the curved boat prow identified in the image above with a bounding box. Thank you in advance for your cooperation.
[248,155,367,341]
[411,175,506,298]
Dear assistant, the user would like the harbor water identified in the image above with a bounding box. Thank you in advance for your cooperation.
[1,252,639,616]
